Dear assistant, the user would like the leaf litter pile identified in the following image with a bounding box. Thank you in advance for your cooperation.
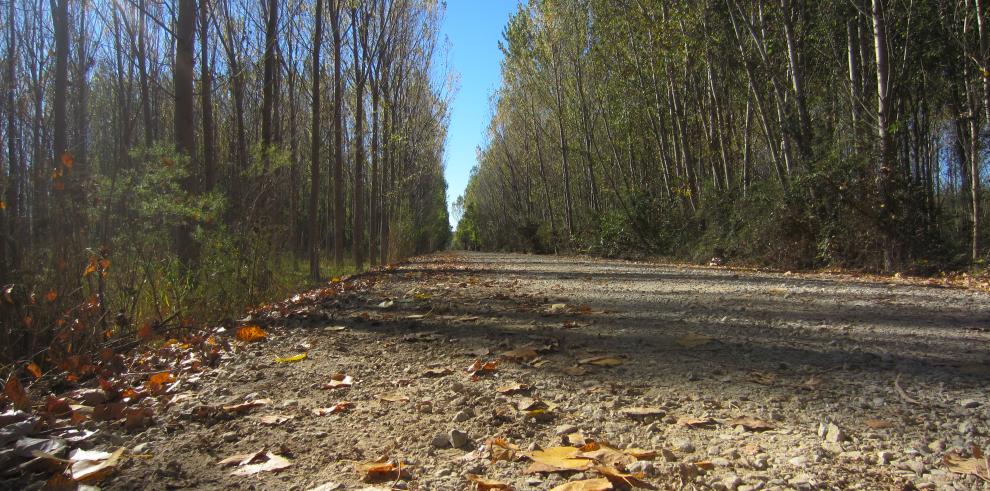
[3,252,990,490]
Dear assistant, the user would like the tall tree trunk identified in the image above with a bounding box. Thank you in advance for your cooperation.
[975,0,988,260]
[352,7,366,269]
[174,0,198,262]
[3,0,17,278]
[138,0,153,145]
[331,0,344,267]
[310,0,324,280]
[261,0,278,167]
[200,0,215,190]
[370,76,380,267]
[551,47,574,238]
[872,0,898,269]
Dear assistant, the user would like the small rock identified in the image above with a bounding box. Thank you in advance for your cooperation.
[131,442,150,453]
[960,399,981,409]
[453,410,472,423]
[788,455,808,467]
[660,448,678,462]
[877,451,892,466]
[928,440,945,453]
[712,457,731,467]
[221,431,238,443]
[676,440,696,453]
[448,429,470,449]
[555,424,578,436]
[824,423,845,443]
[721,474,743,491]
[431,433,451,449]
[450,382,465,393]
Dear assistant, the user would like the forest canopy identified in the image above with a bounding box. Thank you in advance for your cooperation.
[454,0,990,272]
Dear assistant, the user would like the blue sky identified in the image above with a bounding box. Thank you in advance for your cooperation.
[440,1,518,228]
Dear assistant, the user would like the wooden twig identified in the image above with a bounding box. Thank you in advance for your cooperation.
[894,373,921,405]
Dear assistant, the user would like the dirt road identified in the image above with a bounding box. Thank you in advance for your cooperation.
[110,252,990,490]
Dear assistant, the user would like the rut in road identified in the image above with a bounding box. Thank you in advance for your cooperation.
[110,252,990,490]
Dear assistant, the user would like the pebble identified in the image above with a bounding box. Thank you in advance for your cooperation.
[221,432,238,443]
[877,451,892,466]
[788,455,808,467]
[555,424,578,435]
[431,433,451,449]
[721,474,742,490]
[448,429,470,449]
[824,423,845,443]
[960,399,981,409]
[676,440,696,453]
[627,460,655,476]
[453,410,472,423]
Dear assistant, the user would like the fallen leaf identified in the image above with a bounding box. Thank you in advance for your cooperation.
[123,407,154,430]
[624,448,658,460]
[236,325,267,342]
[312,402,354,415]
[466,473,512,490]
[578,446,636,468]
[676,333,714,348]
[524,446,593,472]
[275,353,308,363]
[4,375,28,409]
[864,419,892,429]
[377,300,394,309]
[26,363,43,379]
[325,325,347,332]
[578,356,623,367]
[70,447,124,482]
[549,478,613,491]
[222,399,271,414]
[378,392,410,403]
[256,414,294,425]
[45,290,58,302]
[467,359,499,375]
[323,373,354,389]
[221,450,293,476]
[727,416,774,432]
[944,451,990,481]
[148,372,175,386]
[595,465,657,489]
[677,416,716,428]
[501,345,539,362]
[620,407,665,419]
[563,366,588,376]
[357,461,413,483]
[422,368,453,378]
[496,382,531,395]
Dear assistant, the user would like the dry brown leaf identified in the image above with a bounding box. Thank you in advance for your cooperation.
[221,450,293,476]
[864,419,892,429]
[676,333,714,348]
[26,362,42,379]
[222,399,271,414]
[563,366,588,376]
[624,448,657,460]
[501,345,539,362]
[595,465,657,489]
[549,478,613,491]
[524,446,593,472]
[578,356,623,367]
[5,375,29,409]
[312,402,354,416]
[467,359,499,375]
[677,416,716,428]
[236,325,267,342]
[566,432,593,447]
[727,416,774,432]
[578,446,636,468]
[123,407,154,430]
[70,447,124,482]
[323,373,354,389]
[466,474,513,490]
[256,414,294,425]
[496,382,531,395]
[620,407,665,419]
[378,392,410,403]
[422,368,453,378]
[944,451,990,481]
[357,461,413,483]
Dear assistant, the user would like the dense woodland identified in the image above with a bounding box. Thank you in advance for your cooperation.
[454,0,990,271]
[0,0,452,364]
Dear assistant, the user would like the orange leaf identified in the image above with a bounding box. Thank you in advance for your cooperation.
[466,474,512,490]
[52,179,65,191]
[45,290,57,302]
[26,362,42,379]
[4,375,28,409]
[0,200,5,210]
[236,325,267,342]
[83,259,97,277]
[137,322,154,340]
[60,152,75,168]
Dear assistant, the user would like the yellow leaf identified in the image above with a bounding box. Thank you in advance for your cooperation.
[578,356,623,367]
[524,446,593,472]
[944,451,990,481]
[236,325,267,342]
[83,261,97,277]
[549,478,613,491]
[466,474,512,490]
[275,353,307,363]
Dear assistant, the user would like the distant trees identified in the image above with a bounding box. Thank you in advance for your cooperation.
[457,0,990,270]
[0,0,451,364]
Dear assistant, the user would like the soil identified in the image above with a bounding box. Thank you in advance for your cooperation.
[14,252,990,490]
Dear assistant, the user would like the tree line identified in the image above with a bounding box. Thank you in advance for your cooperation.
[455,0,989,271]
[0,0,451,364]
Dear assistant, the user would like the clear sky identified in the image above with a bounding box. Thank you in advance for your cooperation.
[439,1,518,228]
